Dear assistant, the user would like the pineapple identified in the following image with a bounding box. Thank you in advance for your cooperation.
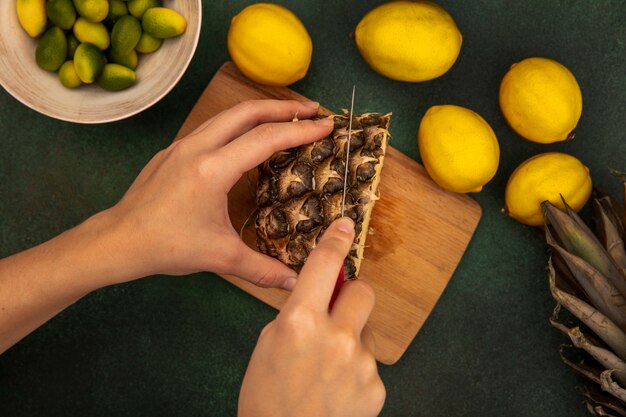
[543,181,626,416]
[255,111,392,279]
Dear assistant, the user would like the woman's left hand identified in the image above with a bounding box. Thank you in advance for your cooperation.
[105,99,334,289]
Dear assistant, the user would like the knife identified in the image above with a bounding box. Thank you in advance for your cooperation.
[329,85,356,310]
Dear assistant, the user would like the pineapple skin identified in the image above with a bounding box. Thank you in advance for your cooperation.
[255,112,392,279]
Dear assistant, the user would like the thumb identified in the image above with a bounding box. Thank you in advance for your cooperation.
[229,242,298,291]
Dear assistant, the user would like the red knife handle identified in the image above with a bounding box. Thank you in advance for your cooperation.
[329,264,345,310]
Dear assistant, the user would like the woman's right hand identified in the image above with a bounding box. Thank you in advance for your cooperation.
[238,217,386,417]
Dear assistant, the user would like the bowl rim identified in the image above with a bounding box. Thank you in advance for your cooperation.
[0,1,202,124]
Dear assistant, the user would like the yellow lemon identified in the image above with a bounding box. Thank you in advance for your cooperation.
[17,0,47,38]
[227,3,312,87]
[418,105,500,193]
[505,152,591,226]
[499,57,583,144]
[355,0,462,82]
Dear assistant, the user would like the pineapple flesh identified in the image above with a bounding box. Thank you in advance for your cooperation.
[543,183,626,416]
[255,111,392,279]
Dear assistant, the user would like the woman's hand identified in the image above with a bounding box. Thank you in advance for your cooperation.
[238,218,386,417]
[0,99,333,352]
[105,99,334,289]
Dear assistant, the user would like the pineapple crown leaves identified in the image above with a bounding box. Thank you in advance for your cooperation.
[579,384,626,416]
[543,200,626,297]
[543,188,626,415]
[603,370,626,404]
[550,306,626,387]
[593,197,626,272]
[550,240,626,330]
[550,263,626,414]
[559,342,626,412]
[548,259,626,360]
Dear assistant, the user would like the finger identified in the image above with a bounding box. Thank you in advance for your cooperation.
[331,279,376,334]
[217,118,334,184]
[361,325,376,355]
[228,241,299,291]
[285,217,355,312]
[184,100,321,152]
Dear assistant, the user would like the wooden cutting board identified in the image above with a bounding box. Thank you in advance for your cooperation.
[175,62,482,365]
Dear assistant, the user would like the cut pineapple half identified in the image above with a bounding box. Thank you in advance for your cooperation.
[255,111,392,279]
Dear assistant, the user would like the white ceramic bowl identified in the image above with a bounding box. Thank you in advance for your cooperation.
[0,1,201,124]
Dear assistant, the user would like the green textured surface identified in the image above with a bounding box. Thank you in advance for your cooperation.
[1,1,625,416]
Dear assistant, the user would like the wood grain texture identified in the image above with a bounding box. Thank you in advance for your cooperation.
[175,62,482,364]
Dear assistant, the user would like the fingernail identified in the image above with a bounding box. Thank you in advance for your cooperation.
[314,118,334,127]
[282,276,298,291]
[335,217,355,234]
[302,101,319,109]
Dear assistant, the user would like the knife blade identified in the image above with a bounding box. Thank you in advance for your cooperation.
[329,85,356,310]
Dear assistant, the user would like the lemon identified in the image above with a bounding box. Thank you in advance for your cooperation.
[105,0,129,26]
[67,33,80,59]
[35,27,68,72]
[108,48,138,70]
[73,0,109,23]
[74,17,110,50]
[46,0,77,30]
[499,57,583,144]
[505,152,591,226]
[58,60,82,88]
[111,15,142,54]
[418,105,500,193]
[135,32,162,53]
[142,7,187,39]
[74,42,106,83]
[127,0,161,19]
[355,1,462,82]
[17,0,47,38]
[97,63,136,91]
[227,3,312,87]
